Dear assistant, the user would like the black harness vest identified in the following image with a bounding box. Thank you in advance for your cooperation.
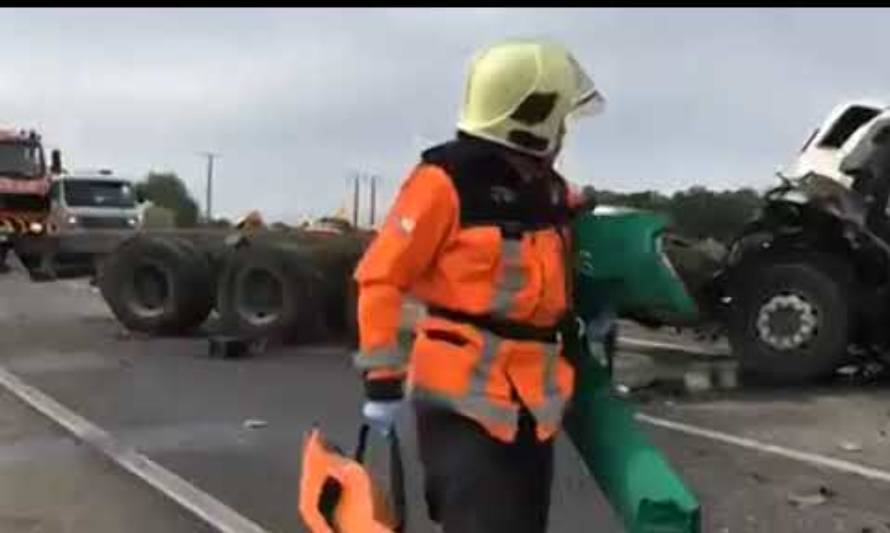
[421,135,570,237]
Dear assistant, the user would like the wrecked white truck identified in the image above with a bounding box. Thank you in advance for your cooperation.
[709,100,890,383]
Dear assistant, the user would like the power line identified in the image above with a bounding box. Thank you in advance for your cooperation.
[352,172,361,228]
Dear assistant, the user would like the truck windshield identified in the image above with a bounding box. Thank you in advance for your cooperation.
[0,142,45,178]
[63,180,137,208]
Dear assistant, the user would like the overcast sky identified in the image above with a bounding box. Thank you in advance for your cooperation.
[1,8,888,222]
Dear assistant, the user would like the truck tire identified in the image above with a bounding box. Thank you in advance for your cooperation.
[727,254,851,384]
[168,237,216,318]
[319,253,362,340]
[217,241,325,343]
[99,236,214,335]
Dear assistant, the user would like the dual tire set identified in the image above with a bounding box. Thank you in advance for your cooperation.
[93,233,857,383]
[97,234,362,345]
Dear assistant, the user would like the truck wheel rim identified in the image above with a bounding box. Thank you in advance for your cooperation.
[129,262,171,319]
[236,268,284,326]
[755,292,819,352]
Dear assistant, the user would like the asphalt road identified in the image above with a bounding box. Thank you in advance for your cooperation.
[2,271,890,532]
[0,385,209,533]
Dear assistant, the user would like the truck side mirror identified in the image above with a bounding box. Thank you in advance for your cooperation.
[50,150,62,174]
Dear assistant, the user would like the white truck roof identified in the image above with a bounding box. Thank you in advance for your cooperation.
[785,99,890,188]
[58,169,134,182]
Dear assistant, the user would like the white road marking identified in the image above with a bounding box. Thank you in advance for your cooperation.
[637,412,890,485]
[619,336,730,357]
[0,365,269,533]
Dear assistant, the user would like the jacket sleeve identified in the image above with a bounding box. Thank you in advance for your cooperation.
[352,164,458,401]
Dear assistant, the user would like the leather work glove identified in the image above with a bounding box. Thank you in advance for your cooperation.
[362,400,403,436]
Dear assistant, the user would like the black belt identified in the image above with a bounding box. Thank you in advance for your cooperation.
[426,306,559,343]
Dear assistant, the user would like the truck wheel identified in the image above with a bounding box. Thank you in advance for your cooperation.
[727,255,851,384]
[319,256,361,341]
[167,237,216,322]
[217,242,324,343]
[99,236,213,335]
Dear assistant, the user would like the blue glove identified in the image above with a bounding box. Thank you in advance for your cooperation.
[362,400,403,436]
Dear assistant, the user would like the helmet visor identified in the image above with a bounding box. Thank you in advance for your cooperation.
[566,55,605,119]
[570,88,606,119]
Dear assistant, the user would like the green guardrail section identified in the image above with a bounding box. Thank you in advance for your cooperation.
[572,207,699,322]
[564,208,701,533]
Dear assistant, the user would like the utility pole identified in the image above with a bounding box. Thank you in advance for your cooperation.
[368,175,378,227]
[352,172,361,228]
[198,151,219,221]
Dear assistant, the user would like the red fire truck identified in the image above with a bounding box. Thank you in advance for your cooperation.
[0,128,61,268]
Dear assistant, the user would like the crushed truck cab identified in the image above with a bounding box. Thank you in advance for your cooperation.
[714,99,890,383]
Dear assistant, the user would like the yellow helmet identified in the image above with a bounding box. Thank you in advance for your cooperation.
[235,210,264,230]
[457,38,604,157]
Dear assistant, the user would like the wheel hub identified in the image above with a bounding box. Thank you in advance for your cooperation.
[129,263,170,319]
[237,268,284,326]
[756,293,819,351]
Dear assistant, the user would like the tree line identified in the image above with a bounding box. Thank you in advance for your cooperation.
[597,186,764,244]
[134,172,765,243]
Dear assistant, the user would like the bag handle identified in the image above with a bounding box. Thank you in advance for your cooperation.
[354,424,406,532]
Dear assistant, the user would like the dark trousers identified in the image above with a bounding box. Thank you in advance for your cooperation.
[414,402,554,533]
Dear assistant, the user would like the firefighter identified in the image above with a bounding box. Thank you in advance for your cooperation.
[234,210,265,232]
[353,38,604,533]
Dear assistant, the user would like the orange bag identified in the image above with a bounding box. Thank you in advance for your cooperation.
[298,424,405,533]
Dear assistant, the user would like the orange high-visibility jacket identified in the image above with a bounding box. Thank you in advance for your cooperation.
[354,135,587,443]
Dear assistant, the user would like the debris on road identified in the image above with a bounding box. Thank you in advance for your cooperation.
[242,419,268,430]
[837,365,858,377]
[787,490,826,508]
[787,486,835,509]
[714,361,739,390]
[838,441,863,452]
[748,471,769,485]
[835,361,887,383]
[208,336,267,359]
[683,366,712,394]
[612,352,658,390]
[114,329,152,342]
